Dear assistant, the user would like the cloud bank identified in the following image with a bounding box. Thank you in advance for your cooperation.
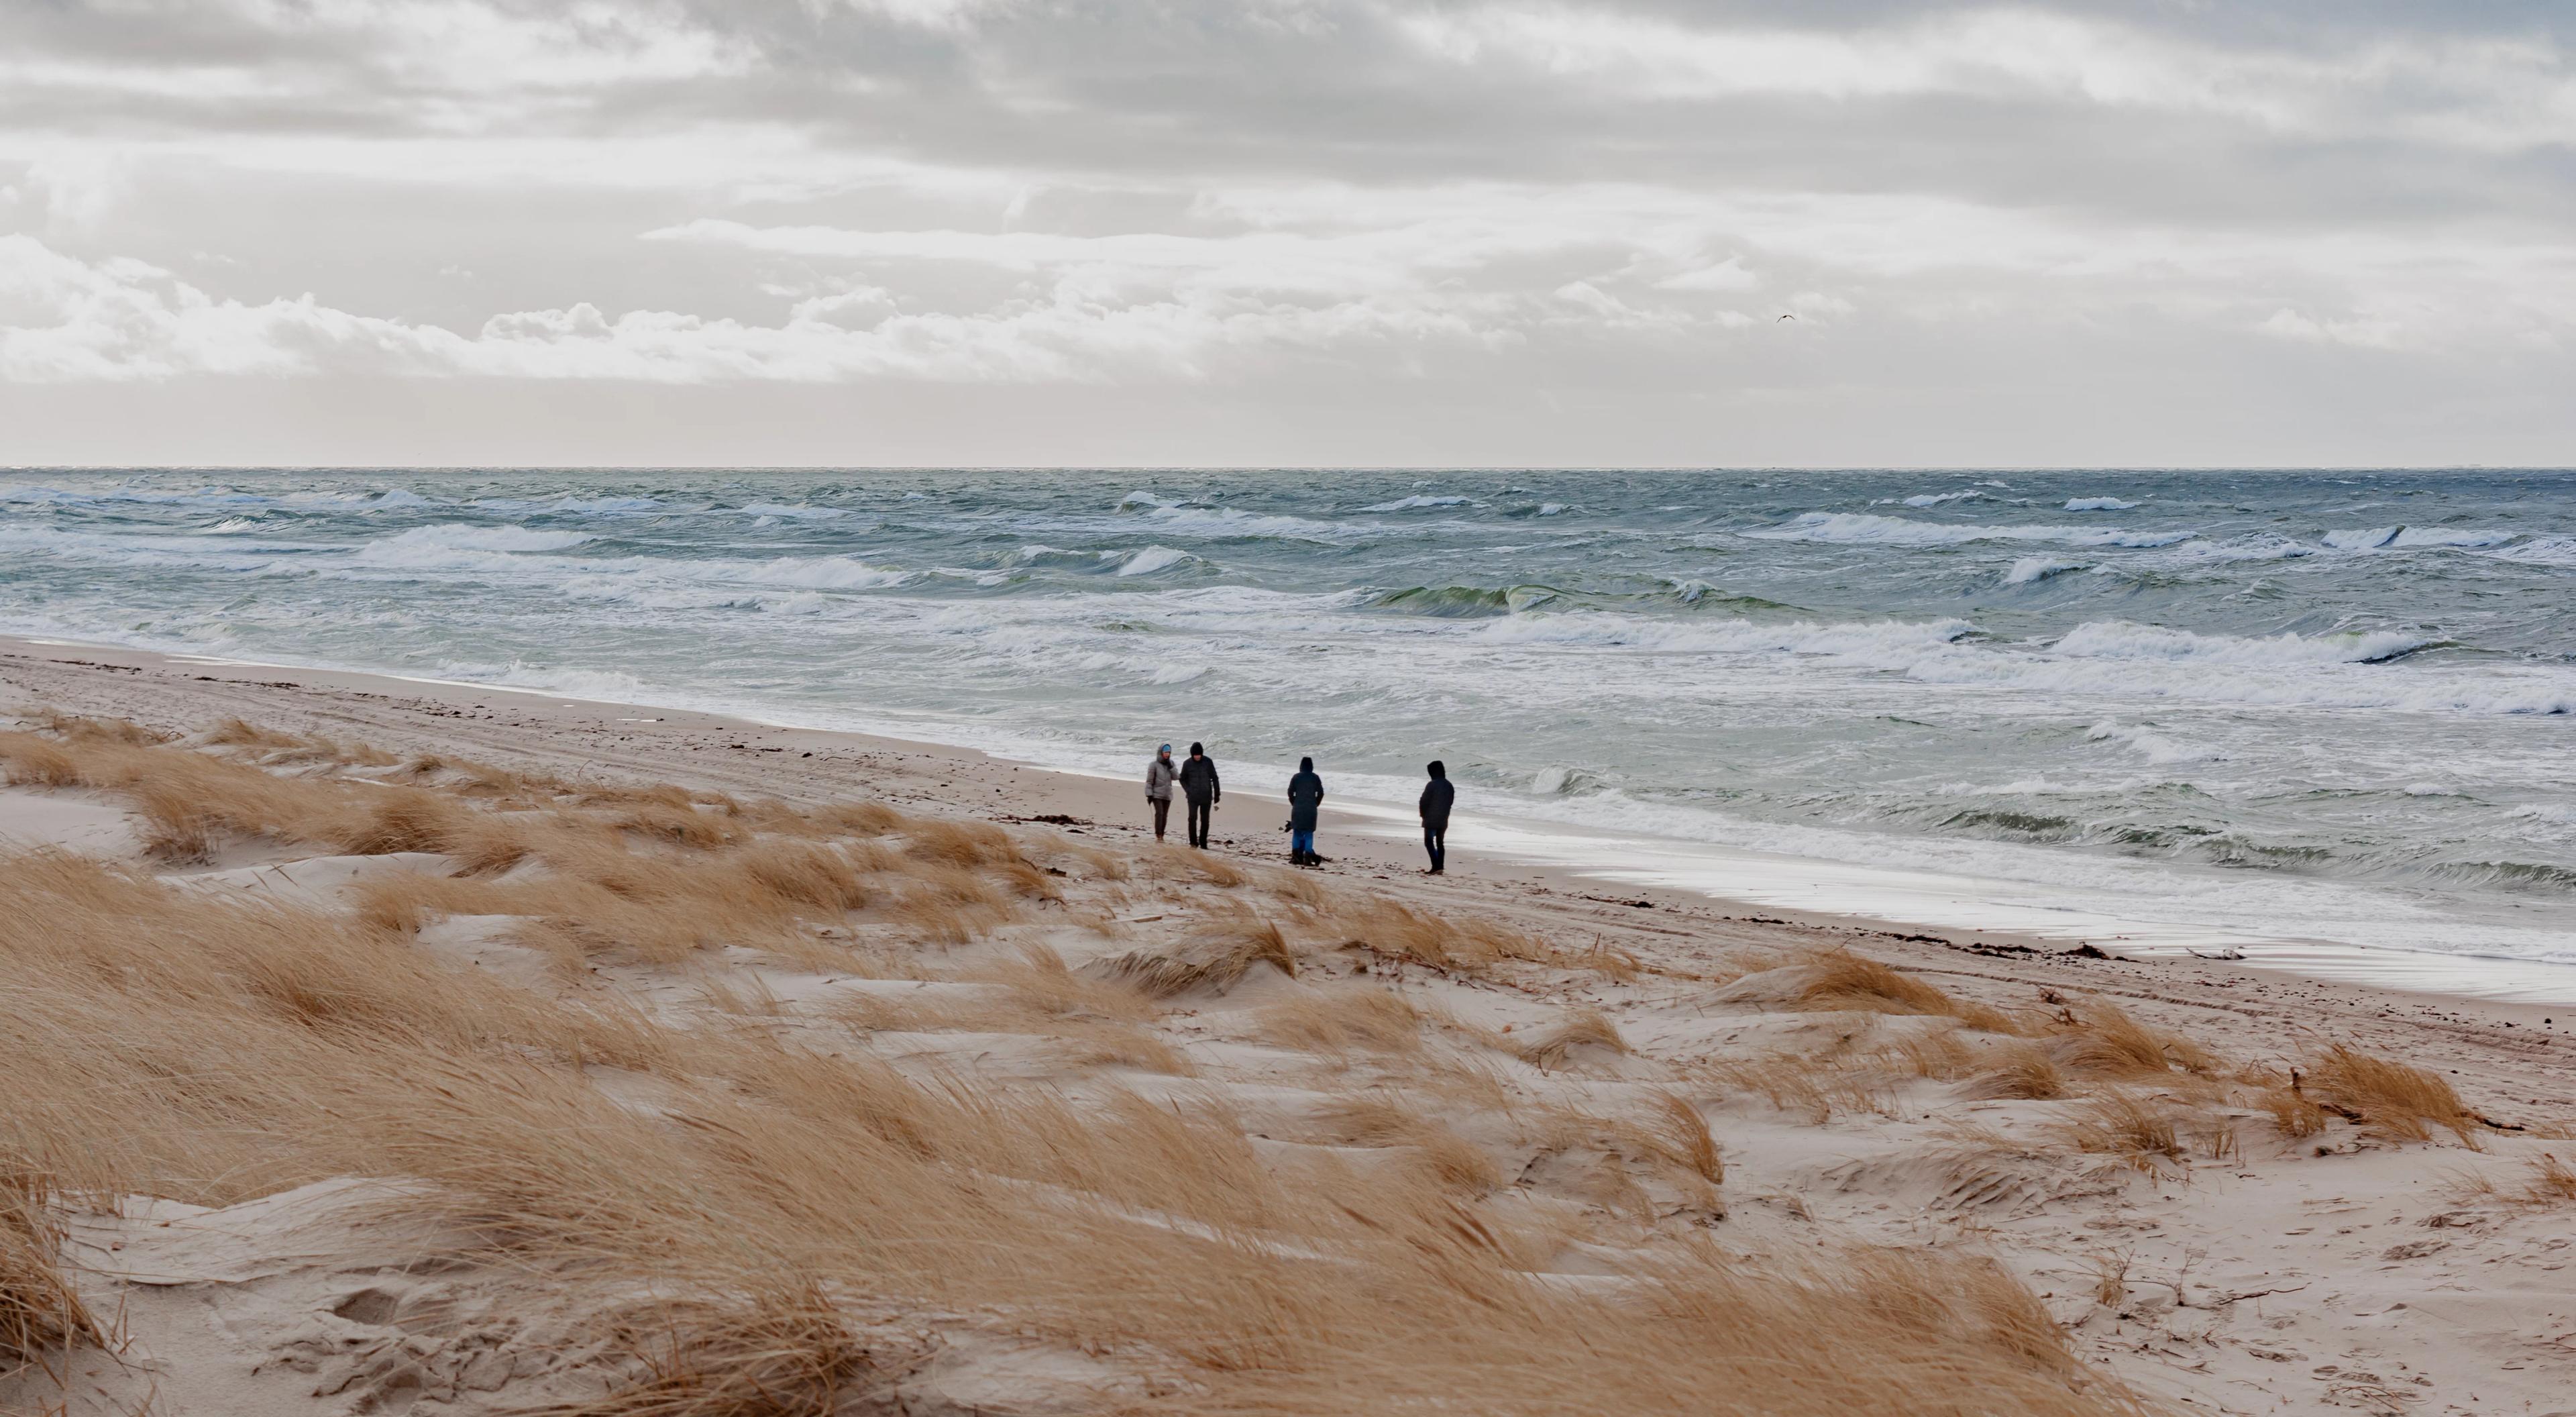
[1,1,2571,465]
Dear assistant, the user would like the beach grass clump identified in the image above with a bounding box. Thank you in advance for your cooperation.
[2045,998,2218,1078]
[1513,1006,1629,1071]
[1255,988,1426,1057]
[1,1158,101,1371]
[1965,1042,2070,1101]
[2301,1043,2479,1145]
[2057,1092,2185,1172]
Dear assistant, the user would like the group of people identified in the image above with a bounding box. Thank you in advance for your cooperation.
[1144,743,1456,874]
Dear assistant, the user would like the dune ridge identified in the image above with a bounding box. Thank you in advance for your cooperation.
[1,654,2572,1414]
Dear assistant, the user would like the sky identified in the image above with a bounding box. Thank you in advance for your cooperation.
[1,1,2572,468]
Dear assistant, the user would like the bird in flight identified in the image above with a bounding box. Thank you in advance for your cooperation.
[1778,313,1796,321]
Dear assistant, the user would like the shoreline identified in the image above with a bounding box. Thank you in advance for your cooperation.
[9,629,2576,1007]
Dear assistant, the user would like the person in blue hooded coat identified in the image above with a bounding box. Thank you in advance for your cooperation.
[1285,756,1325,865]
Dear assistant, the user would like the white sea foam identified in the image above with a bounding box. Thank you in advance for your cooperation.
[1133,501,1352,541]
[1746,511,2191,549]
[1116,545,1194,576]
[2086,721,2218,765]
[1471,612,1977,657]
[2063,496,2139,511]
[1360,494,1473,512]
[2476,534,2576,568]
[2003,557,2086,585]
[359,525,594,556]
[470,494,664,515]
[1897,490,1982,507]
[2325,525,2518,552]
[2054,621,2432,667]
[731,555,910,590]
[2152,535,2316,564]
[735,503,847,519]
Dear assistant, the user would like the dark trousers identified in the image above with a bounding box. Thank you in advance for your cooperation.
[1424,824,1446,872]
[1151,797,1171,839]
[1188,798,1214,847]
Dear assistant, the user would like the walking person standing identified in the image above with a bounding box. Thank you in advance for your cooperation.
[1285,756,1325,865]
[1418,759,1454,874]
[1179,741,1222,849]
[1144,743,1179,841]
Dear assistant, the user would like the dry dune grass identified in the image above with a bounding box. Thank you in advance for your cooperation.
[1966,1042,2070,1101]
[2300,1043,2479,1144]
[0,732,78,788]
[1144,842,1246,887]
[2461,1152,2576,1207]
[1,1160,100,1373]
[1705,1049,1895,1126]
[1305,1095,1505,1195]
[1514,1006,1631,1071]
[1334,893,1558,972]
[1794,950,2020,1034]
[1091,913,1295,998]
[0,715,2156,1415]
[2045,998,2220,1079]
[2058,1092,2185,1172]
[1255,988,1426,1056]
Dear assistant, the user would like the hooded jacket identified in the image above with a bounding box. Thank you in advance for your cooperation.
[1286,762,1324,833]
[1145,754,1179,801]
[1418,764,1455,829]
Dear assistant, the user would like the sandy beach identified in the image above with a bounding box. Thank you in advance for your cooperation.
[5,634,2575,1416]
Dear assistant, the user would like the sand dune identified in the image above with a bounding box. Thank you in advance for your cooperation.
[3,645,2573,1416]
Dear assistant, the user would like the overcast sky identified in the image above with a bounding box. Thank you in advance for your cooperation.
[2,1,2571,468]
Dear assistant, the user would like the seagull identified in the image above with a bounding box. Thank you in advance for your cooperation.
[1778,313,1796,321]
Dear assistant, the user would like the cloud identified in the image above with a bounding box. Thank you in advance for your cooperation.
[0,232,1513,384]
[1,1,2573,462]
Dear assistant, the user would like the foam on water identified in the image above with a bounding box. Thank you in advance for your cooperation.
[6,466,2573,974]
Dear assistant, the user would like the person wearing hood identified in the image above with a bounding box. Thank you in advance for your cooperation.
[1285,756,1325,865]
[1179,741,1222,849]
[1418,759,1455,874]
[1144,743,1179,841]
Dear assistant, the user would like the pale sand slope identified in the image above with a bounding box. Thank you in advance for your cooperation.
[1,639,2572,1417]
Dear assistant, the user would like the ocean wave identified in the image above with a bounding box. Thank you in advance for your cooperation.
[2053,621,2434,666]
[1471,612,1978,657]
[362,524,596,556]
[2003,558,2087,586]
[733,503,847,519]
[2324,525,2519,552]
[2428,859,2576,894]
[1894,490,1981,507]
[2473,533,2576,568]
[1102,490,1359,541]
[0,482,434,511]
[2063,496,2138,511]
[1358,494,1473,512]
[2085,721,2218,765]
[2151,535,2316,564]
[470,494,665,515]
[731,555,912,590]
[1745,511,2192,549]
[1116,545,1195,577]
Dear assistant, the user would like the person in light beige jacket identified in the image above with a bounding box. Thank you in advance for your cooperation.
[1144,743,1179,841]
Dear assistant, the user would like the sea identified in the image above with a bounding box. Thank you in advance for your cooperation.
[5,468,2572,978]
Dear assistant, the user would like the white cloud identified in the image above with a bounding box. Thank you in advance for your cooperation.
[1399,5,2576,150]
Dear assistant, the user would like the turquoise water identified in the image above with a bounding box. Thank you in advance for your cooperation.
[5,467,2572,965]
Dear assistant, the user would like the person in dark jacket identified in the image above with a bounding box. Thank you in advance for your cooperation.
[1179,741,1222,848]
[1418,759,1454,874]
[1285,756,1325,865]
